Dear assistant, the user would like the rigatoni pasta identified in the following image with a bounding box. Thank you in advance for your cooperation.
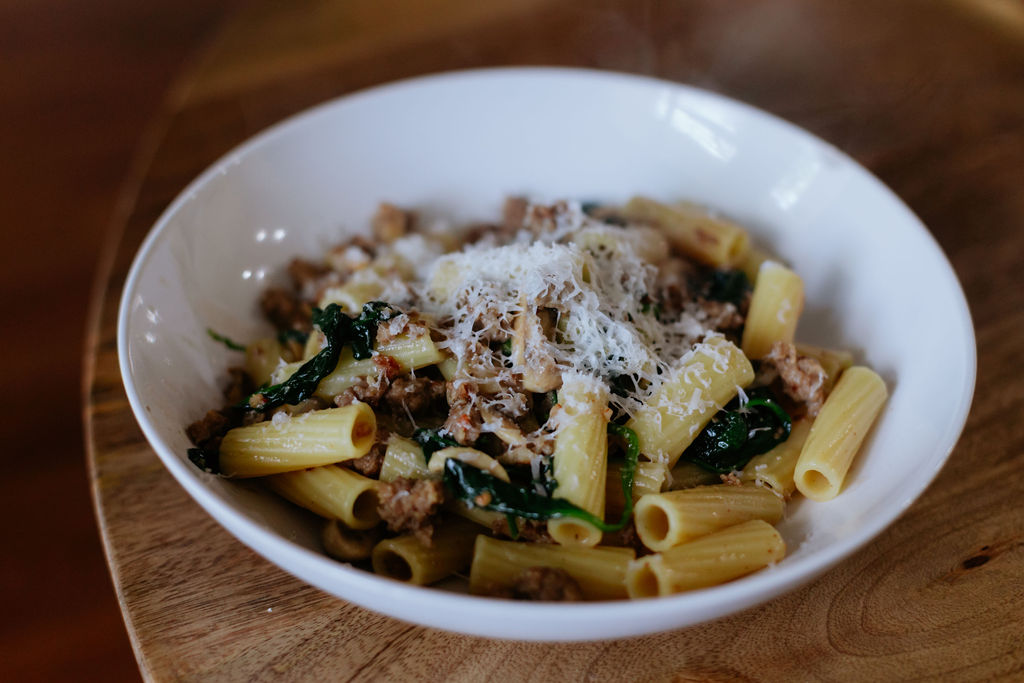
[217,403,376,477]
[795,366,888,501]
[742,261,804,359]
[548,374,610,547]
[634,485,784,551]
[470,535,634,600]
[626,520,785,597]
[185,196,886,602]
[267,464,381,529]
[626,336,754,467]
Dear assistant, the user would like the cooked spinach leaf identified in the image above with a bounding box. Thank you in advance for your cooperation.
[349,301,398,360]
[276,328,309,346]
[705,269,750,306]
[683,389,791,474]
[237,301,397,411]
[413,428,460,461]
[207,328,245,351]
[187,446,220,474]
[442,424,640,532]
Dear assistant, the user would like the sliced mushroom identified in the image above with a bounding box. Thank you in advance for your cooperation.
[427,447,511,483]
[512,297,562,393]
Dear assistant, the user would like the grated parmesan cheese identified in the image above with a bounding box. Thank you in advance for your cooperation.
[398,202,718,426]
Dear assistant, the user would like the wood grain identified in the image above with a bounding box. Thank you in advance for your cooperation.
[85,0,1024,679]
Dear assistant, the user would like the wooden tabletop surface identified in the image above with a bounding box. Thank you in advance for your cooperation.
[85,0,1024,680]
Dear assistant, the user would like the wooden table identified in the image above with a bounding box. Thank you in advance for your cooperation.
[86,0,1024,679]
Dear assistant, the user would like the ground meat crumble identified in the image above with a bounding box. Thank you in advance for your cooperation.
[376,477,445,544]
[762,341,828,416]
[489,567,584,602]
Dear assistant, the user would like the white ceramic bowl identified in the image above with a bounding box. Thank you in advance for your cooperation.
[118,68,975,641]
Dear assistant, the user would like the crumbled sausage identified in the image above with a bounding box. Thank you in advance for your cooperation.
[186,409,231,447]
[763,341,828,416]
[375,312,428,346]
[696,298,745,332]
[260,287,312,332]
[371,202,412,243]
[502,196,529,231]
[443,380,483,445]
[600,521,647,554]
[720,472,743,486]
[223,367,254,405]
[382,376,447,415]
[377,478,445,544]
[522,200,572,236]
[333,375,389,408]
[332,357,401,408]
[509,567,584,602]
[272,397,325,417]
[373,354,403,380]
[489,518,554,543]
[326,236,376,273]
[287,258,336,300]
[463,222,513,245]
[347,430,388,477]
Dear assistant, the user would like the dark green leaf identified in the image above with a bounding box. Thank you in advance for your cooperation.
[188,447,221,474]
[276,328,309,346]
[235,301,402,412]
[350,301,399,360]
[237,304,348,411]
[413,428,459,461]
[505,514,520,540]
[442,424,640,532]
[683,390,791,474]
[207,328,245,351]
[706,269,750,306]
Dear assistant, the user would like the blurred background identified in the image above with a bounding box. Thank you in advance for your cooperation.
[2,0,1021,680]
[2,2,237,679]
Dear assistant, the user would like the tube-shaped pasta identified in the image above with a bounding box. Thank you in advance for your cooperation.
[371,517,480,585]
[795,366,887,501]
[446,499,504,530]
[548,374,610,548]
[633,460,668,498]
[622,197,750,267]
[634,485,784,551]
[271,333,445,401]
[322,520,379,561]
[379,435,430,482]
[626,520,785,597]
[469,535,635,600]
[571,224,670,265]
[218,403,376,477]
[627,336,754,467]
[245,337,285,387]
[740,418,813,497]
[741,261,804,359]
[667,461,720,490]
[437,356,459,381]
[267,464,381,530]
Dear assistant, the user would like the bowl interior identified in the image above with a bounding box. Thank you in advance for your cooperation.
[119,68,975,640]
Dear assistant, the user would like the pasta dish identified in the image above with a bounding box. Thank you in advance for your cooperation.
[186,197,887,600]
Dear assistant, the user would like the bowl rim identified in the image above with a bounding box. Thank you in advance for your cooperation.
[117,66,977,640]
